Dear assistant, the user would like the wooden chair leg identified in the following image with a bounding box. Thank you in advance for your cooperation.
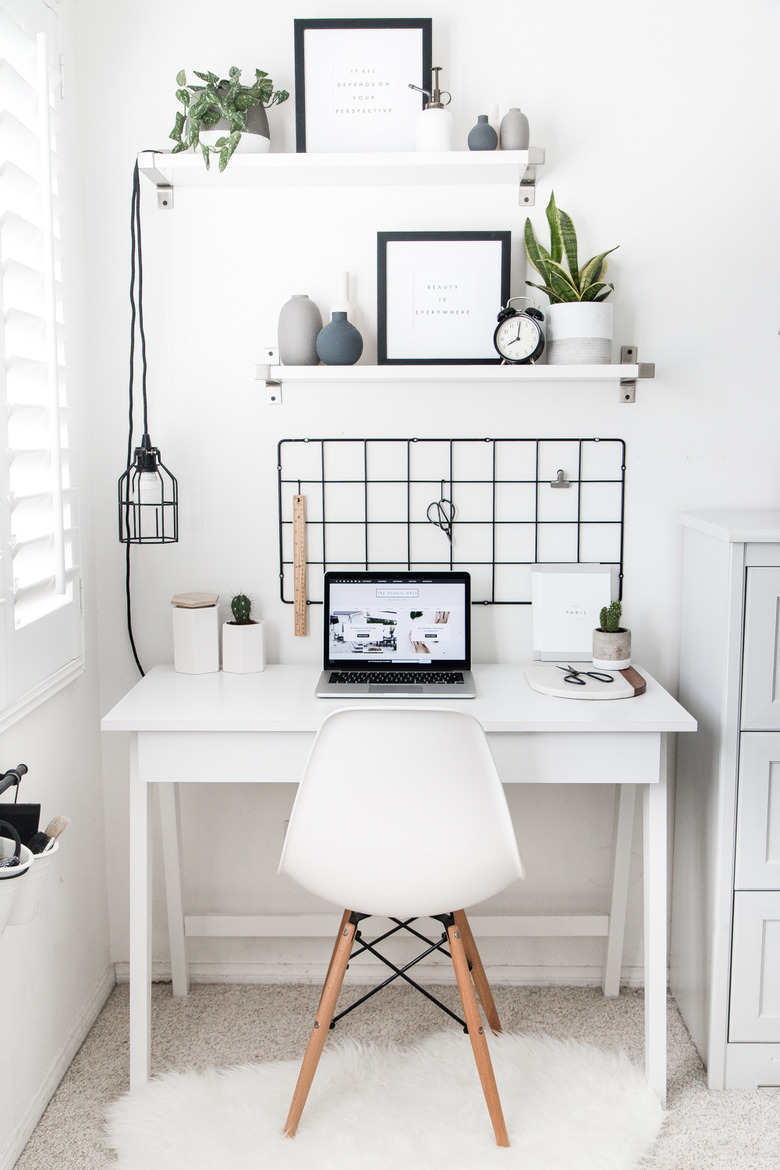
[284,911,357,1138]
[453,909,502,1034]
[447,914,510,1148]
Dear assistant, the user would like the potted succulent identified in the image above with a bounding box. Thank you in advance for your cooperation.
[592,600,631,670]
[170,67,289,172]
[524,191,619,364]
[222,593,266,674]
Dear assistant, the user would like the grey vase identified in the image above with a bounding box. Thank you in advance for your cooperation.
[467,114,498,151]
[278,295,322,366]
[316,312,363,366]
[499,107,530,150]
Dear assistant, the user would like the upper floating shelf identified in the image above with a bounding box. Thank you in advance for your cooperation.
[137,148,546,204]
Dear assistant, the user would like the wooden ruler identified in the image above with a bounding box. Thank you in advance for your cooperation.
[292,494,307,636]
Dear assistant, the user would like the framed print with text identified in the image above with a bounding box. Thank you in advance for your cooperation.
[294,18,432,153]
[377,231,511,365]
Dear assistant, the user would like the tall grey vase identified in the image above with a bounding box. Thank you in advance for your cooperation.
[278,295,322,365]
[316,311,363,365]
[499,107,530,150]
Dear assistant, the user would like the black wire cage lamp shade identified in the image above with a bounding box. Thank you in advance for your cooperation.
[118,431,178,544]
[118,159,179,546]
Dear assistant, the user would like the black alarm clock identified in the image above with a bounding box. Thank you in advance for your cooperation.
[493,297,545,364]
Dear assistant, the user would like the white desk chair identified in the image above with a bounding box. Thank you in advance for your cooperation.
[278,706,524,1147]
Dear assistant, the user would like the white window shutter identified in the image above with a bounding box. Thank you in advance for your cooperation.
[0,0,83,725]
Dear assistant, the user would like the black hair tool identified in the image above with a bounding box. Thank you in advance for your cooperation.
[0,820,22,868]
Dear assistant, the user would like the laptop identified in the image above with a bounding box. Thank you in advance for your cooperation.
[316,570,476,698]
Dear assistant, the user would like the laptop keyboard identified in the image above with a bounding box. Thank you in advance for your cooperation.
[328,670,465,685]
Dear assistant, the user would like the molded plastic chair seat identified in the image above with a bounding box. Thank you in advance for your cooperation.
[278,706,524,1147]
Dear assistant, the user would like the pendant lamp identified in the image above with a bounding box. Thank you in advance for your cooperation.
[118,160,178,544]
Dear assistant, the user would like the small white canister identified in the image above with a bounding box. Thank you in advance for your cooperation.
[171,592,219,674]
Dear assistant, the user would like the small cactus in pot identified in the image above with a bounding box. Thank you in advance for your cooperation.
[230,593,255,625]
[592,599,631,670]
[599,600,623,633]
[222,593,265,673]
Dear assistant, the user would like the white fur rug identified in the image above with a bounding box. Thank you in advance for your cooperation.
[106,1031,664,1170]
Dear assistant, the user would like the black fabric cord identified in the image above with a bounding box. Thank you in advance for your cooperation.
[125,158,147,677]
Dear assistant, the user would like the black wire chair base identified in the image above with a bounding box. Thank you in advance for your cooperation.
[330,914,467,1032]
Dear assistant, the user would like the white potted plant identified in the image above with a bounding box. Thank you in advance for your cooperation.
[524,191,618,364]
[169,66,289,171]
[222,593,266,674]
[592,600,631,670]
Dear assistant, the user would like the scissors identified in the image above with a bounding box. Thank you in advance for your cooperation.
[426,484,455,544]
[556,665,615,686]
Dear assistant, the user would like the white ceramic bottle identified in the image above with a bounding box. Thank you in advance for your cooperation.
[409,67,453,152]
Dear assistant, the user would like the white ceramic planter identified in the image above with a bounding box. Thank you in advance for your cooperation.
[222,620,266,674]
[546,302,613,365]
[172,605,219,674]
[592,627,632,670]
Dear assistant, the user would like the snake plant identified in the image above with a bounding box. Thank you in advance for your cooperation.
[524,191,618,304]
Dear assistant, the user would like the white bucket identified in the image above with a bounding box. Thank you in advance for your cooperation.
[9,838,58,926]
[0,833,34,937]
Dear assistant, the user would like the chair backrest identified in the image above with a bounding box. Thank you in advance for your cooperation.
[278,707,523,918]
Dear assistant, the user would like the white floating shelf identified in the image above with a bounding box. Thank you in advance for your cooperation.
[138,148,545,202]
[264,362,653,384]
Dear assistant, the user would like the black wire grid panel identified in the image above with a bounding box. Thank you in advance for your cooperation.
[277,437,626,606]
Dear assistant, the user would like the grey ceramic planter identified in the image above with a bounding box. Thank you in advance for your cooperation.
[592,627,631,670]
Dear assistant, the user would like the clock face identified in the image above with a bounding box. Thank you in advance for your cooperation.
[494,313,544,363]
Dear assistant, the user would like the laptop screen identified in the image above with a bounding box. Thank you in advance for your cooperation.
[323,571,471,670]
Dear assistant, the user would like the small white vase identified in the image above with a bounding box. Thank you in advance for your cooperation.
[222,621,266,674]
[546,302,613,365]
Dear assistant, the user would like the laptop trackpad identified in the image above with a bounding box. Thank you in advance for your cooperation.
[368,683,424,695]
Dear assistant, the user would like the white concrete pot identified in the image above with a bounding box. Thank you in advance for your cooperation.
[222,620,266,674]
[592,627,631,670]
[546,301,613,365]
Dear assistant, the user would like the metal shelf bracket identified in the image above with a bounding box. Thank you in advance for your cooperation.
[619,345,655,403]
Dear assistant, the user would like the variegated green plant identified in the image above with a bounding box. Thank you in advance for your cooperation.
[170,67,289,172]
[524,192,618,304]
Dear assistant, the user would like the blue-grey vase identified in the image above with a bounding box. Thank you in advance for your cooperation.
[468,114,498,151]
[316,312,363,365]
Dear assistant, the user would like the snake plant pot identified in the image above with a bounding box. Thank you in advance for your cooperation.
[592,627,632,670]
[222,620,266,674]
[546,302,613,365]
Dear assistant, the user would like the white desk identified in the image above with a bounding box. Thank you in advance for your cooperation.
[102,663,695,1101]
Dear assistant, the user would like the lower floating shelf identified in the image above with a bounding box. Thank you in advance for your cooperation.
[264,362,653,383]
[259,359,654,403]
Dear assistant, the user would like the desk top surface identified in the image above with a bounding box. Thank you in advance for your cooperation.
[102,664,695,735]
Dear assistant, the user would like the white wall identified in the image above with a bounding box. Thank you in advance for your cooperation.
[1,6,113,1164]
[78,0,780,985]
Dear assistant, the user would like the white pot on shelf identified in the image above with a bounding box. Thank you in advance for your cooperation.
[222,621,266,674]
[546,301,613,365]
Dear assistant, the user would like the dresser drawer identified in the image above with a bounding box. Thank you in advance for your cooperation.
[735,733,780,889]
[729,892,780,1042]
[741,568,780,730]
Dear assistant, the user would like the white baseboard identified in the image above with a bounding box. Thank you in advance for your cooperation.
[0,965,116,1170]
[112,960,648,989]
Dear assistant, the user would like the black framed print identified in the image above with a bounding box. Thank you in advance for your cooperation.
[293,18,432,153]
[377,231,512,364]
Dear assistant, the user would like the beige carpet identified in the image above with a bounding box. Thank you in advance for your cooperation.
[15,983,780,1169]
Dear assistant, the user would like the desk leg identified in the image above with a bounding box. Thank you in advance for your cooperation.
[157,783,189,997]
[643,734,668,1106]
[603,784,636,997]
[129,737,151,1087]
